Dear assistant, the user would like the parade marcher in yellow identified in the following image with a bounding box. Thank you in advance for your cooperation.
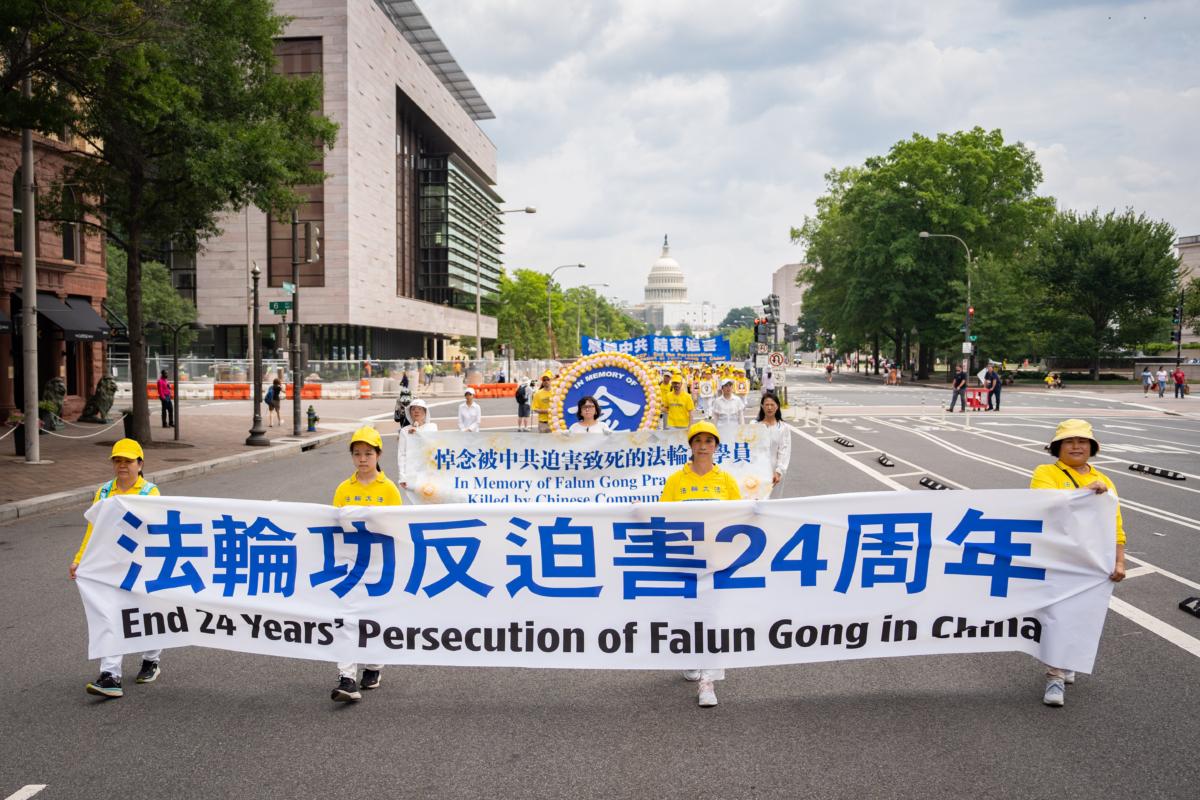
[660,421,741,707]
[663,373,695,430]
[71,438,162,699]
[1030,419,1126,708]
[330,426,401,703]
[532,371,554,433]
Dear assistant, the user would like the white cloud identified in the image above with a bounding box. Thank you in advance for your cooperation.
[419,0,1200,316]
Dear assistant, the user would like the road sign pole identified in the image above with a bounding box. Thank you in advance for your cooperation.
[291,210,302,436]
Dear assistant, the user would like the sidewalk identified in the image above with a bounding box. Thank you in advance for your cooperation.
[0,398,402,522]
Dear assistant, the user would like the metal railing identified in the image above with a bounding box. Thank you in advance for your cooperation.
[108,357,563,385]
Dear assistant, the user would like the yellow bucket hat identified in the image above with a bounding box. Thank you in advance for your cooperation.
[350,425,383,450]
[1050,419,1098,450]
[686,420,720,444]
[110,438,144,461]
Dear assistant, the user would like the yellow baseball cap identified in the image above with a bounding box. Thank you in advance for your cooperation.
[110,438,144,461]
[1050,419,1098,449]
[350,425,383,450]
[541,370,553,380]
[686,420,720,444]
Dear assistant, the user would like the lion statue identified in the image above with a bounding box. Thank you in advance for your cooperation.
[40,377,67,430]
[79,375,118,423]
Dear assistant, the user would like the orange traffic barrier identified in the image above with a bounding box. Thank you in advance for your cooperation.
[468,382,518,398]
[359,378,371,399]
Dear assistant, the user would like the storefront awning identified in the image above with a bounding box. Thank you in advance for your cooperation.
[13,292,111,341]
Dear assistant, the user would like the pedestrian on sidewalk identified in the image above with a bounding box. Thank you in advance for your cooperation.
[331,426,401,703]
[1029,419,1125,708]
[265,378,283,427]
[515,380,532,431]
[660,421,741,707]
[949,364,968,412]
[1155,366,1168,398]
[156,370,174,428]
[1172,365,1187,399]
[397,398,437,489]
[985,364,1002,411]
[458,387,482,432]
[825,362,834,383]
[1141,366,1153,396]
[71,438,163,699]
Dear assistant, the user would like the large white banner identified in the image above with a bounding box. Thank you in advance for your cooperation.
[402,428,774,504]
[76,490,1117,672]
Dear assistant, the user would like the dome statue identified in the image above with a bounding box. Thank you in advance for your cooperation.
[643,235,688,304]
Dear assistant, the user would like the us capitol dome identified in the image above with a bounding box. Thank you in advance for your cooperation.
[643,235,688,303]
[630,235,720,333]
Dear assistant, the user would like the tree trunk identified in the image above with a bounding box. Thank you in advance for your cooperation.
[917,341,931,380]
[872,334,880,374]
[127,225,150,443]
[1090,353,1100,381]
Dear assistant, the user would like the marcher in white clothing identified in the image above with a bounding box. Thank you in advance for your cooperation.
[458,387,482,432]
[709,379,746,425]
[762,370,775,392]
[568,395,610,434]
[756,392,791,496]
[396,398,438,487]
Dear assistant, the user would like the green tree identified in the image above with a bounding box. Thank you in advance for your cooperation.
[727,326,753,358]
[1028,209,1180,378]
[16,0,338,442]
[793,128,1054,378]
[659,325,674,337]
[1183,276,1200,336]
[677,321,694,337]
[105,242,197,346]
[718,306,756,331]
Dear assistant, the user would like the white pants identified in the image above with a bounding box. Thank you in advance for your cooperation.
[99,650,161,680]
[338,662,383,679]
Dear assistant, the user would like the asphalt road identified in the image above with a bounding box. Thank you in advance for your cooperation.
[2,370,1198,800]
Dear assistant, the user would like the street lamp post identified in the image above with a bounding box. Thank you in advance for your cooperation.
[919,231,975,374]
[546,264,586,359]
[147,321,206,441]
[475,206,536,361]
[246,262,269,446]
[578,282,609,350]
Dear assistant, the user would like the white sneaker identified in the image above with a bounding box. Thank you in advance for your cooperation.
[698,680,718,707]
[1063,671,1076,685]
[682,670,702,682]
[1043,678,1065,707]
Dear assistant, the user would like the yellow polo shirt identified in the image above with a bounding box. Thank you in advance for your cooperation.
[532,387,553,423]
[333,472,402,507]
[1030,460,1125,545]
[664,389,695,428]
[74,476,160,565]
[660,463,742,502]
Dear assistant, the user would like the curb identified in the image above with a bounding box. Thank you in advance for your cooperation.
[0,428,354,526]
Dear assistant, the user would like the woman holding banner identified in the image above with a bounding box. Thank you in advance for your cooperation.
[71,439,163,699]
[331,426,401,703]
[569,396,609,434]
[1029,419,1126,707]
[660,420,742,707]
[397,398,437,489]
[756,393,790,497]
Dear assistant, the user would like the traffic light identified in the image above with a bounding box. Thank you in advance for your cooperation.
[1171,330,1182,343]
[304,222,321,263]
[755,319,770,343]
[1173,306,1183,326]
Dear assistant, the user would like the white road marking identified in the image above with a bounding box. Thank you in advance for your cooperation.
[1107,597,1200,659]
[787,425,907,491]
[1151,531,1166,537]
[1103,424,1147,431]
[1122,565,1156,579]
[4,786,47,800]
[1124,555,1200,592]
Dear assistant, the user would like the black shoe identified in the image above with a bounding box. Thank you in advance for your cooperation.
[85,672,123,698]
[136,660,161,684]
[331,676,361,702]
[361,669,381,690]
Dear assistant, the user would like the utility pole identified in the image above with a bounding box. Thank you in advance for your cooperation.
[20,63,40,463]
[290,210,302,436]
[1174,288,1186,368]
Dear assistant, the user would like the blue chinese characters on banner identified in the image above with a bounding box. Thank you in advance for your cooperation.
[581,335,730,362]
[563,363,655,431]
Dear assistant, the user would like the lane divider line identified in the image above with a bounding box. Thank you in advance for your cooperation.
[786,424,908,491]
[4,786,47,800]
[1107,596,1200,659]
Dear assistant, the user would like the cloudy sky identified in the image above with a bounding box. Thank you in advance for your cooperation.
[420,0,1199,314]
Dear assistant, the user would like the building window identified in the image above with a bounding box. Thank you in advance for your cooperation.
[62,186,80,262]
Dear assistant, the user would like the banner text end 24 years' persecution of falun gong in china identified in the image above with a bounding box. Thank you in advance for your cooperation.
[76,489,1117,673]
